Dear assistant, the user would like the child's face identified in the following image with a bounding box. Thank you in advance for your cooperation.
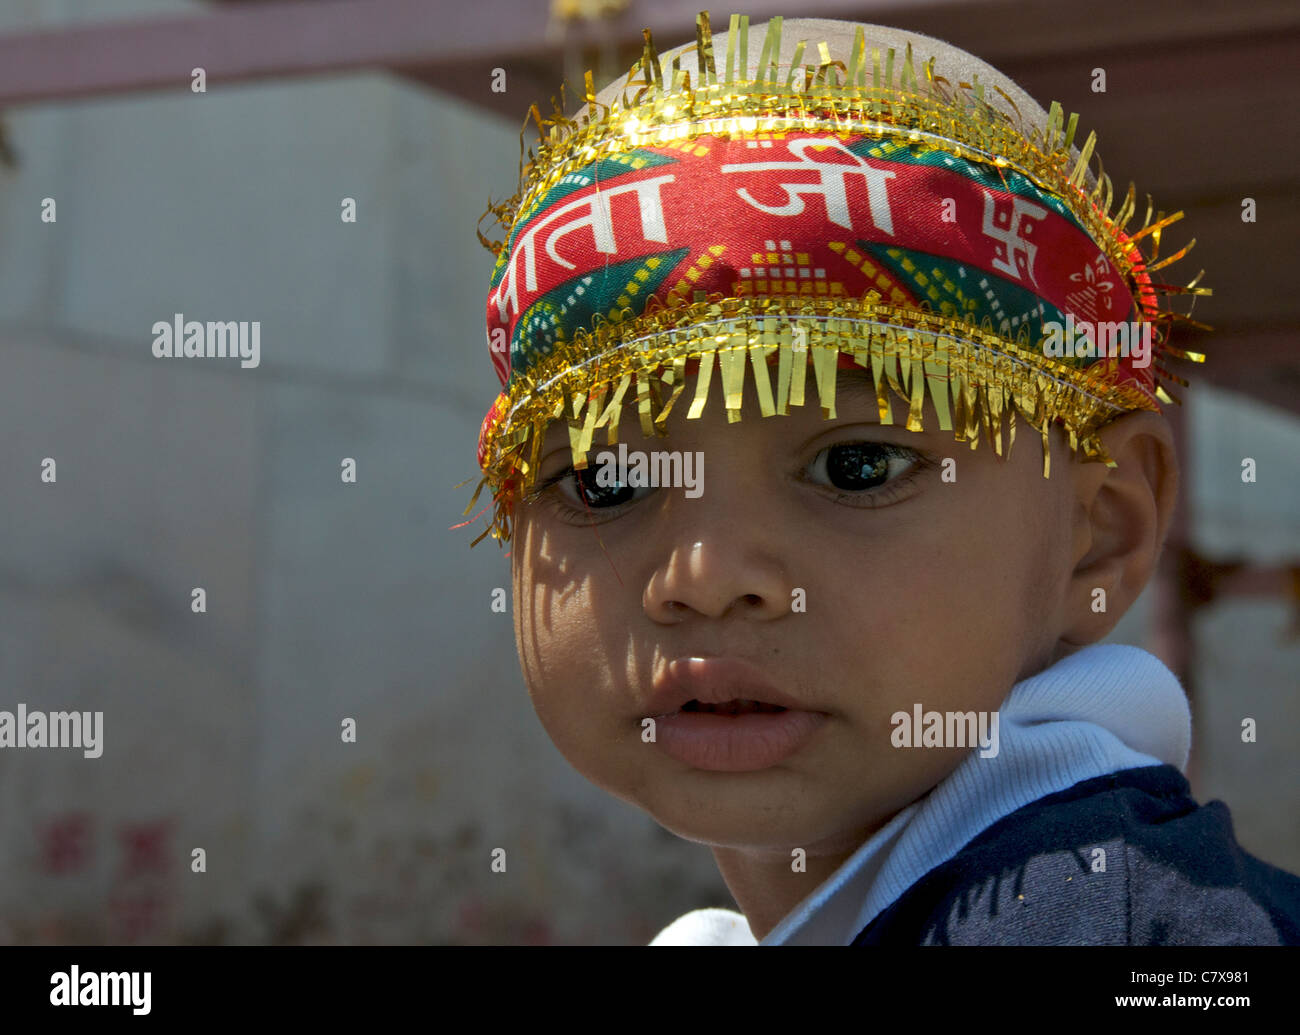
[510,366,1080,854]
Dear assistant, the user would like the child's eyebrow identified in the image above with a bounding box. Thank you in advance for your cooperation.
[829,372,883,419]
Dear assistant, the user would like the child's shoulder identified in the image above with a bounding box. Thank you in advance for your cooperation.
[853,764,1300,946]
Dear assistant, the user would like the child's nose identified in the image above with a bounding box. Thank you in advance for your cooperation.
[641,494,794,622]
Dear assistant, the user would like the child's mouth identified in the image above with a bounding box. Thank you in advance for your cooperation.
[680,699,789,715]
[647,656,828,770]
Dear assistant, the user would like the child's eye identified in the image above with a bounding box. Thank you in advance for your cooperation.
[804,441,926,501]
[524,440,928,521]
[529,463,654,515]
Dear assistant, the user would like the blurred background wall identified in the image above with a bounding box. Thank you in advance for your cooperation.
[0,0,1296,944]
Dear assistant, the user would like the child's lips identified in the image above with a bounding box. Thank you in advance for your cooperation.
[642,658,831,771]
[651,708,829,772]
[645,655,822,718]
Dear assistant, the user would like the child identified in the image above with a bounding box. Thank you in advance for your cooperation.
[463,12,1300,944]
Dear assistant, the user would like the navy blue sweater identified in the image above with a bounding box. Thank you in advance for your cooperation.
[851,764,1300,945]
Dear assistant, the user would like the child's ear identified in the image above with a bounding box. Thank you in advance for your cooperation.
[1059,411,1178,646]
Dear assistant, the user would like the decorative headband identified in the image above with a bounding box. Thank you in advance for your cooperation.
[461,11,1209,546]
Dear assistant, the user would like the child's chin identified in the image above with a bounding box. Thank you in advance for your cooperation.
[638,788,843,851]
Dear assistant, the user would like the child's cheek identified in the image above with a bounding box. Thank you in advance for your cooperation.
[511,567,622,780]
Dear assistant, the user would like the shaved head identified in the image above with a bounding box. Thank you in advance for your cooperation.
[578,16,1095,189]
